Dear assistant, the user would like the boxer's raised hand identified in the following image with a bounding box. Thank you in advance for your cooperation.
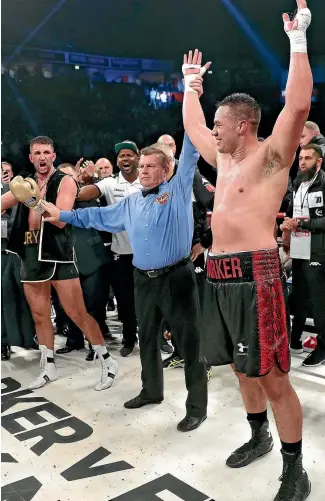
[182,49,211,93]
[283,0,311,53]
[10,176,44,214]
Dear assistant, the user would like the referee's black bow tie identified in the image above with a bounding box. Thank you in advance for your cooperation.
[142,186,160,197]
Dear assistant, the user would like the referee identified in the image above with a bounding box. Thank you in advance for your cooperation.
[42,134,208,432]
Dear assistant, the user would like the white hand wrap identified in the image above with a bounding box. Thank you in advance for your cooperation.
[286,8,311,53]
[182,64,207,93]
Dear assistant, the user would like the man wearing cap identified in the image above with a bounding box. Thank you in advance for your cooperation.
[42,133,208,432]
[77,141,141,357]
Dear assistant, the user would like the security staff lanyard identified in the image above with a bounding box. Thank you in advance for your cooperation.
[290,178,315,260]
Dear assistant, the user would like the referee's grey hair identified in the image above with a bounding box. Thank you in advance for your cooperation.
[140,146,169,169]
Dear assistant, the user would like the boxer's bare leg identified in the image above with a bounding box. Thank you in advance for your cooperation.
[24,281,57,389]
[228,364,302,471]
[232,365,267,413]
[257,366,302,443]
[52,278,104,345]
[52,278,118,391]
[23,282,54,349]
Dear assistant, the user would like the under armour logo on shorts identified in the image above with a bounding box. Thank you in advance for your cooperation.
[237,343,248,355]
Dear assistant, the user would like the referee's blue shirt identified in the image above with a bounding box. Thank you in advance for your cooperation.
[60,134,199,270]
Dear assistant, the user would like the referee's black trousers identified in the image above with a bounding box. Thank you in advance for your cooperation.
[134,260,207,417]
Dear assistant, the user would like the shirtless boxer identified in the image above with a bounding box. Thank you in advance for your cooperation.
[182,2,312,500]
[1,136,118,391]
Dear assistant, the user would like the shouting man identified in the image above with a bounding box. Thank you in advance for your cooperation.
[1,136,118,391]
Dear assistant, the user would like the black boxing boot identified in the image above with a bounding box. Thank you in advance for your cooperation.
[274,450,311,501]
[226,419,274,468]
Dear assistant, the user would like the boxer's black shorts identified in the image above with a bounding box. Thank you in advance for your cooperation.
[201,248,290,377]
[20,230,78,283]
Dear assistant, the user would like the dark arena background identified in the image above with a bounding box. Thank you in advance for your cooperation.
[1,1,325,501]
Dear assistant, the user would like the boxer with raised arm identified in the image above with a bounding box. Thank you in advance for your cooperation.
[1,136,117,391]
[183,2,312,500]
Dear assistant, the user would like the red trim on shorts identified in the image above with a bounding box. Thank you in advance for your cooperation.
[252,251,290,375]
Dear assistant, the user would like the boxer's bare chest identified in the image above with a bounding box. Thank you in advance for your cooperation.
[214,155,264,210]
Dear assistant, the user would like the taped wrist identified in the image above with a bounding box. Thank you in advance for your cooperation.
[182,64,201,93]
[182,64,207,93]
[287,30,307,53]
[286,8,311,53]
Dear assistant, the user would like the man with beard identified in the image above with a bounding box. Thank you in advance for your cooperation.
[1,136,118,391]
[281,144,325,367]
[77,141,141,357]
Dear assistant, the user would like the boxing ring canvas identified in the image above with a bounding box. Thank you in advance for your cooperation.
[1,319,325,501]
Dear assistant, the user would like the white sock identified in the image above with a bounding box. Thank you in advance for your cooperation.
[47,349,54,359]
[93,345,108,356]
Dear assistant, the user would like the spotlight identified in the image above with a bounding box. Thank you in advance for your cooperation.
[208,70,213,74]
[74,65,80,70]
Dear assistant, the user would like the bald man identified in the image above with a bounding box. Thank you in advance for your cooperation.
[157,134,177,157]
[300,122,325,170]
[95,158,113,179]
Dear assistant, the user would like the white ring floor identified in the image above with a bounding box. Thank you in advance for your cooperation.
[2,323,325,501]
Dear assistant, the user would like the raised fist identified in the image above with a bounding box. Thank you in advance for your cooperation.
[10,176,44,214]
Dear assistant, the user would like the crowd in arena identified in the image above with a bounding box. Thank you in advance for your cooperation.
[1,6,325,499]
